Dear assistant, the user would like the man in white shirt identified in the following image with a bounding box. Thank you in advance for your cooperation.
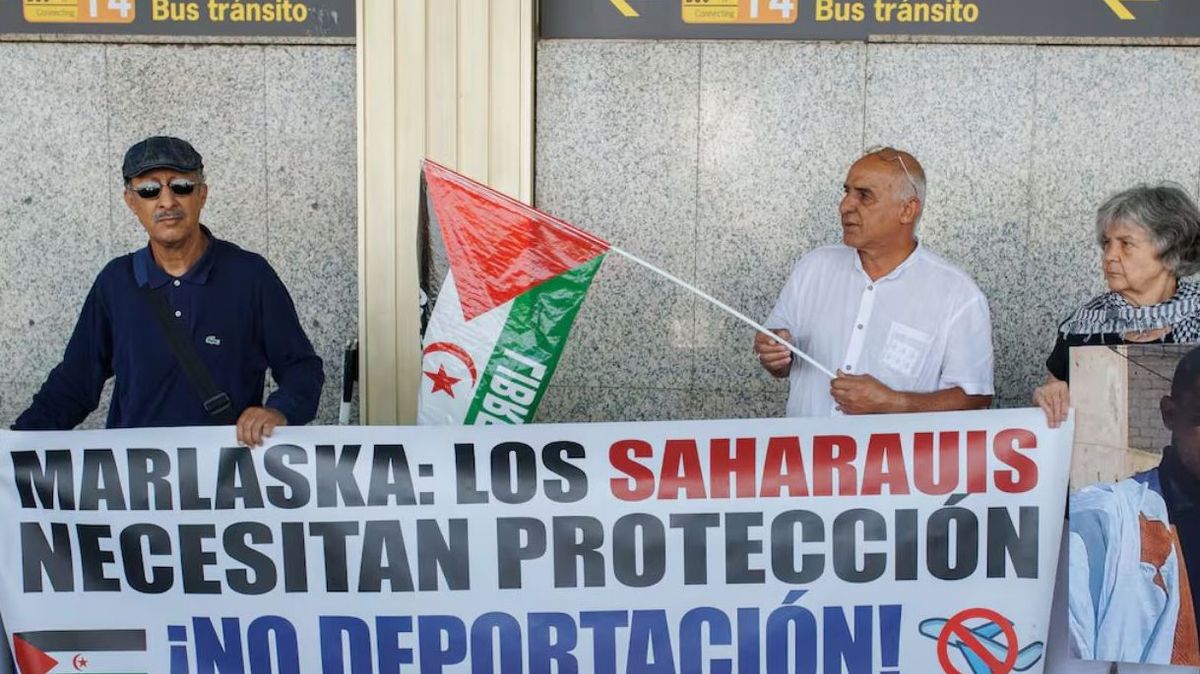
[754,147,994,416]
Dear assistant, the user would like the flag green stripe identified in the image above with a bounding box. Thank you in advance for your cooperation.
[464,255,603,424]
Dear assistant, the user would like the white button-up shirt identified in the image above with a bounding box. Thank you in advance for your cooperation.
[765,242,994,417]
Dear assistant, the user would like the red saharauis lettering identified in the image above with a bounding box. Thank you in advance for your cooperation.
[608,429,1038,501]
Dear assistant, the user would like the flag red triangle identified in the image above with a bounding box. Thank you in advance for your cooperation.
[423,160,610,321]
[13,636,57,674]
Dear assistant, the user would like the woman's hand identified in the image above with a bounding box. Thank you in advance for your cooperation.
[1033,376,1070,428]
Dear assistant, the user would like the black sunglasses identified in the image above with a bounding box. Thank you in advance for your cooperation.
[130,178,198,200]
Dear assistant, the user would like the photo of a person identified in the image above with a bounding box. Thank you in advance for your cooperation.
[1070,344,1200,667]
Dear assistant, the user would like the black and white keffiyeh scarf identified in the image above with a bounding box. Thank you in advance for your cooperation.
[1059,280,1200,342]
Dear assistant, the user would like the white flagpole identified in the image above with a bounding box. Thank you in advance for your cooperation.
[607,246,837,380]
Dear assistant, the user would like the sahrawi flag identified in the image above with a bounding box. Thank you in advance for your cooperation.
[419,160,608,425]
[12,629,147,674]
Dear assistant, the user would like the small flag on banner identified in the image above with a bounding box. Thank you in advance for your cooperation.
[418,161,609,425]
[13,629,147,674]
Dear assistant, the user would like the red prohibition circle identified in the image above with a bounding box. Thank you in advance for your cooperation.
[935,607,1019,674]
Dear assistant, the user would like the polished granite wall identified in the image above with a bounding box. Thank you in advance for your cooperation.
[0,42,358,427]
[7,40,1192,427]
[535,41,1200,421]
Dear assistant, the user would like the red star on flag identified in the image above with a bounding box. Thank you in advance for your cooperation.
[424,365,462,397]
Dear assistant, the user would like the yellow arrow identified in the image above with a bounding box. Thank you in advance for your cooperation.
[609,0,639,17]
[1103,0,1158,20]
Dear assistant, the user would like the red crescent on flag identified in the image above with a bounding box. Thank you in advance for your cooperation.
[72,653,86,671]
[423,342,478,386]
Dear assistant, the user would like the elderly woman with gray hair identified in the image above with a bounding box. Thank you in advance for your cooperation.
[1035,183,1200,427]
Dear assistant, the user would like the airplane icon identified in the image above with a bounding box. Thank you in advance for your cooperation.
[919,618,1044,673]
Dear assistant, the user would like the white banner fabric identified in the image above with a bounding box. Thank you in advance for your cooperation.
[0,408,1072,674]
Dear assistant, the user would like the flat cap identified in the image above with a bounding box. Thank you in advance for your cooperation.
[122,136,203,181]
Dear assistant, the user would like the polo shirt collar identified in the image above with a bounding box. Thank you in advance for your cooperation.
[851,238,924,281]
[133,225,217,289]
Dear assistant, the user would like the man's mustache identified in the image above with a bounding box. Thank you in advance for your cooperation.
[154,209,185,222]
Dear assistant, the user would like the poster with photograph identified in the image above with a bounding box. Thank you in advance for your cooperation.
[1069,343,1200,669]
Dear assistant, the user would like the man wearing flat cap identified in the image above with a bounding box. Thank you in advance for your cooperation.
[11,136,324,446]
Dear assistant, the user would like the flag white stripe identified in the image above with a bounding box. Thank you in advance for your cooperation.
[418,271,513,425]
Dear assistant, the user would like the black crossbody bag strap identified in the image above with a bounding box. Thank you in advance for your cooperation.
[139,285,237,424]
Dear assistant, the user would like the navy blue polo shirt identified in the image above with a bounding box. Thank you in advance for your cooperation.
[13,229,324,430]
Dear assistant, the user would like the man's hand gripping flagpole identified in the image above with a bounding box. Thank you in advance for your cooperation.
[607,246,837,380]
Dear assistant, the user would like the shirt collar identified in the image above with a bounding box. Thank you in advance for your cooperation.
[133,225,217,289]
[1160,445,1200,515]
[851,238,923,281]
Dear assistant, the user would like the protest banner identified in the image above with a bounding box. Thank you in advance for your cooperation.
[0,408,1071,673]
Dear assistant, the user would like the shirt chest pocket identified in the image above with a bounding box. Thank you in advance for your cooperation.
[880,321,934,383]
